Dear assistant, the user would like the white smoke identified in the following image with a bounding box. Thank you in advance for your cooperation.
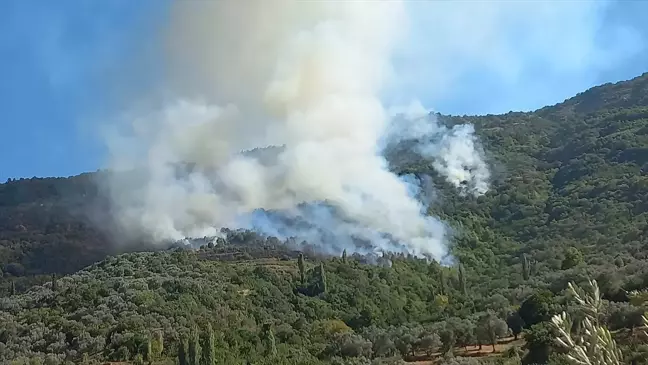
[103,1,490,260]
[385,100,490,195]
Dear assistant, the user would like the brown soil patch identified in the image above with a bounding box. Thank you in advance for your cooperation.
[406,336,525,364]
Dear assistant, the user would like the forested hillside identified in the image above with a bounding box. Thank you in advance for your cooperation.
[2,73,648,364]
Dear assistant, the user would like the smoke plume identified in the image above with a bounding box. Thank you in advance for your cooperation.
[103,1,490,260]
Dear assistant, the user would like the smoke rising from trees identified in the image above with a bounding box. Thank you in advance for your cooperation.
[102,1,490,260]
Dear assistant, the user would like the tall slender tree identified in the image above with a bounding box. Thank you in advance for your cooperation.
[297,253,305,285]
[319,262,327,293]
[178,338,189,365]
[202,323,216,365]
[522,254,531,281]
[188,327,202,365]
[51,274,58,292]
[151,331,164,361]
[458,264,467,296]
[439,269,446,296]
[262,323,277,357]
[145,339,153,364]
[342,249,347,263]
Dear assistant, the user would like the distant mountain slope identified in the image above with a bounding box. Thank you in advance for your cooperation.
[434,72,648,266]
[1,72,648,292]
[539,72,648,117]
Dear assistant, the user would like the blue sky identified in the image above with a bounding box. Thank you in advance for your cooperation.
[0,0,167,180]
[1,0,647,181]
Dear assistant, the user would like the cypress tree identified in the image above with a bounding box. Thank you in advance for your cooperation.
[145,339,153,363]
[10,280,15,296]
[319,262,327,293]
[439,269,446,296]
[298,253,305,285]
[51,274,58,292]
[342,249,347,263]
[458,264,467,295]
[151,331,164,361]
[202,322,216,365]
[262,323,277,357]
[188,327,202,365]
[178,338,189,365]
[522,254,530,281]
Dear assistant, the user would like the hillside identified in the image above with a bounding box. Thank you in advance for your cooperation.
[2,72,648,364]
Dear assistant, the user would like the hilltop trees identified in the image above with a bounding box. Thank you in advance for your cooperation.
[4,235,648,364]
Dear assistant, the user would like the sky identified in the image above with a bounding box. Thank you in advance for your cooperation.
[0,0,647,181]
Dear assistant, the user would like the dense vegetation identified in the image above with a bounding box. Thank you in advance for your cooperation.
[1,72,648,364]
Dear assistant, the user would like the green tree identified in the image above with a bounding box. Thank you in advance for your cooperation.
[518,290,556,328]
[178,339,189,365]
[342,249,347,263]
[477,311,509,353]
[506,313,525,340]
[133,354,144,365]
[189,328,202,365]
[418,333,441,357]
[439,269,447,296]
[522,322,555,365]
[145,339,152,363]
[522,254,530,281]
[487,293,511,319]
[202,323,216,365]
[458,264,467,296]
[439,323,456,355]
[51,274,58,292]
[319,262,327,294]
[561,247,584,270]
[298,253,305,285]
[151,331,164,361]
[262,323,277,357]
[10,280,15,296]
